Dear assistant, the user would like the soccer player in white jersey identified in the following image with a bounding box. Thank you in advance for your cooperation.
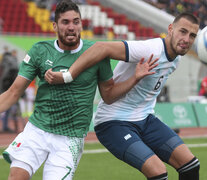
[45,12,200,180]
[0,1,158,180]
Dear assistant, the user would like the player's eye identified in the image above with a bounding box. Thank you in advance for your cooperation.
[180,30,186,34]
[190,33,197,39]
[74,20,80,25]
[62,20,69,24]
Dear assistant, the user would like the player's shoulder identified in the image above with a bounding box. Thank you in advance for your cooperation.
[145,37,163,45]
[28,40,55,58]
[126,37,163,48]
[82,39,95,47]
[32,40,55,49]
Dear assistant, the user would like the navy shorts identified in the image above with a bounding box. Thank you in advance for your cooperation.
[95,114,184,170]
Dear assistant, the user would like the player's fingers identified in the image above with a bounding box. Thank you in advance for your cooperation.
[45,68,52,77]
[146,54,154,63]
[149,58,159,66]
[147,71,156,75]
[47,68,53,76]
[149,63,159,71]
[44,69,53,83]
[139,58,145,64]
[44,75,51,83]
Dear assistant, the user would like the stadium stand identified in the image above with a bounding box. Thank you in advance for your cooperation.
[143,0,207,29]
[0,0,159,39]
[80,0,160,40]
[0,0,206,39]
[0,0,43,35]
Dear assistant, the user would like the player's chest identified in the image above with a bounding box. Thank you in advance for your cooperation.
[40,53,98,82]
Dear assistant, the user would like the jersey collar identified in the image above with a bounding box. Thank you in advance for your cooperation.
[54,39,83,54]
[162,38,177,62]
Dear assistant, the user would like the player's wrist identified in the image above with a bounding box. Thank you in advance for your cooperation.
[62,71,73,83]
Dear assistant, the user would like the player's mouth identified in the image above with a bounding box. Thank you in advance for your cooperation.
[65,33,76,39]
[179,43,189,50]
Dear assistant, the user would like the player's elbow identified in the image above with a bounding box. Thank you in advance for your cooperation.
[101,93,113,105]
[102,99,113,105]
[102,96,116,105]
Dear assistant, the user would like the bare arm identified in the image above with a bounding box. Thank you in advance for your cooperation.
[70,41,126,79]
[45,41,126,84]
[0,76,30,113]
[99,55,158,104]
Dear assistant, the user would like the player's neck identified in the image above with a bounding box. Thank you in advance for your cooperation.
[164,37,177,60]
[57,40,80,51]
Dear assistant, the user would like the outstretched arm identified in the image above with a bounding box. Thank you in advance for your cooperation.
[99,55,158,104]
[0,76,30,113]
[45,41,126,84]
[70,41,126,79]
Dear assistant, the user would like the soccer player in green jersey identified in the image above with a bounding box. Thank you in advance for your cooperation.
[0,1,158,180]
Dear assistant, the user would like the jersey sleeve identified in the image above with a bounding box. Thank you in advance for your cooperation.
[123,39,158,63]
[97,57,113,82]
[18,44,40,81]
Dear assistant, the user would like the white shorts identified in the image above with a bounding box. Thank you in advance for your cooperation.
[4,122,84,180]
[25,87,35,101]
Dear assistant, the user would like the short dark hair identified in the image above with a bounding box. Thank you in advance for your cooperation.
[54,0,81,23]
[173,12,199,25]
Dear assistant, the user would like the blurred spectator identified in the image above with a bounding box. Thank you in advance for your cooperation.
[35,0,50,9]
[197,2,207,28]
[157,86,170,102]
[144,0,207,29]
[50,3,56,21]
[0,46,9,66]
[19,79,36,121]
[199,76,207,97]
[73,0,86,4]
[0,49,19,133]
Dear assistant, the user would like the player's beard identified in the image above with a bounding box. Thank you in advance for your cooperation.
[170,33,189,56]
[58,31,81,47]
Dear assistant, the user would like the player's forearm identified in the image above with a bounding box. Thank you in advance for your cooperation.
[0,76,29,112]
[69,42,109,79]
[102,56,158,104]
[102,76,138,105]
[69,41,126,80]
[0,90,19,113]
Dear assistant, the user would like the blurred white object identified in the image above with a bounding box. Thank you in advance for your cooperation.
[196,26,207,64]
[187,96,206,103]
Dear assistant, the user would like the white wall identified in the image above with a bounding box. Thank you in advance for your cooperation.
[166,53,202,102]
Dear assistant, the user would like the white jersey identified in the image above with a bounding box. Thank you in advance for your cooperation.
[94,38,180,126]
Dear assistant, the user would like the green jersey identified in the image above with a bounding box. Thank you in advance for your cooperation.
[19,39,113,137]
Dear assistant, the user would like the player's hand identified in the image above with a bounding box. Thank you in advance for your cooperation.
[135,54,158,81]
[44,69,64,84]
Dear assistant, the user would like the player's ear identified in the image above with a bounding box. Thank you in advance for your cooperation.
[53,22,57,32]
[168,24,173,35]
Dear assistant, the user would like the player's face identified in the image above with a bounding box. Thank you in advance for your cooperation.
[168,18,199,57]
[53,10,82,50]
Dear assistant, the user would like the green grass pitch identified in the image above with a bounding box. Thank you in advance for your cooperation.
[0,137,207,179]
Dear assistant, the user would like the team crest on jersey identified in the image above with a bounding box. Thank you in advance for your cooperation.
[23,54,31,63]
[45,59,53,66]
